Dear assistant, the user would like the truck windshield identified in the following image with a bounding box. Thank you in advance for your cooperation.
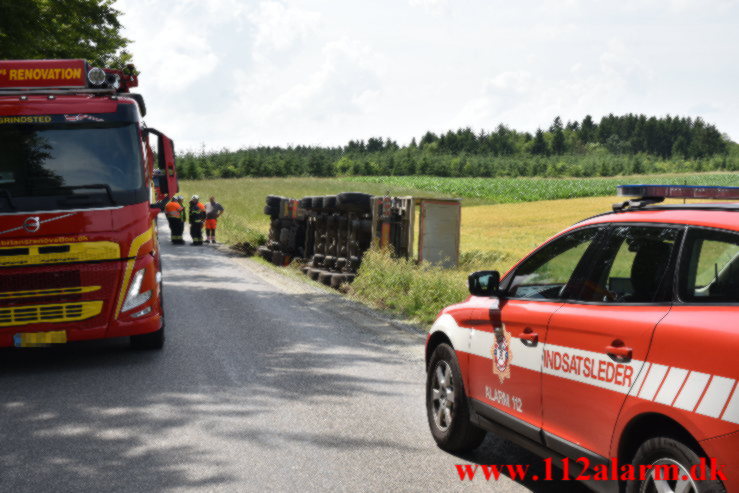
[0,122,144,211]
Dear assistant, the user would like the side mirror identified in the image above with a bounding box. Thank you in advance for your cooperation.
[468,270,500,297]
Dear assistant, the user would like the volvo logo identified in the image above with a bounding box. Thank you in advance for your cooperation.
[23,216,41,233]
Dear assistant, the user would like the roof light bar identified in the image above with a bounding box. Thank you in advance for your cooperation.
[617,184,739,200]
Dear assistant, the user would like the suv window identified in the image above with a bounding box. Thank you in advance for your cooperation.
[506,228,599,300]
[582,225,681,303]
[679,228,739,303]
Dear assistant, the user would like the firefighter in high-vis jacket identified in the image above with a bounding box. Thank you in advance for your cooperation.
[188,195,207,246]
[164,195,185,244]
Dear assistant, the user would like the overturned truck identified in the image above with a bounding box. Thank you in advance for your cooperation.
[257,193,461,289]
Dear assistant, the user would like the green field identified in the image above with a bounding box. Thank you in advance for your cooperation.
[344,172,739,206]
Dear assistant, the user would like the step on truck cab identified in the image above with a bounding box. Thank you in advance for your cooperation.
[0,59,178,349]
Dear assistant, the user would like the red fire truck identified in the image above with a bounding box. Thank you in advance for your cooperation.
[0,59,177,349]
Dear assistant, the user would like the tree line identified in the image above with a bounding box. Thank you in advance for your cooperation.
[177,114,737,180]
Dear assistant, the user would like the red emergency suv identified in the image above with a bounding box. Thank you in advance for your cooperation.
[426,185,739,493]
[0,59,178,349]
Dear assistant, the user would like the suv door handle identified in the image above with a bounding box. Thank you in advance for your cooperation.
[606,344,632,361]
[520,328,538,346]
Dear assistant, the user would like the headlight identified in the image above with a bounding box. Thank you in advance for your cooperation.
[87,67,106,86]
[122,268,152,312]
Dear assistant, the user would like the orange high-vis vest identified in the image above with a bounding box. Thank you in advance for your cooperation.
[165,200,183,219]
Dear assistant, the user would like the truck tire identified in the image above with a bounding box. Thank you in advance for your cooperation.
[312,254,325,267]
[322,195,337,211]
[330,273,346,289]
[626,437,725,493]
[318,271,333,286]
[311,196,324,210]
[426,343,486,452]
[266,195,284,208]
[337,192,372,213]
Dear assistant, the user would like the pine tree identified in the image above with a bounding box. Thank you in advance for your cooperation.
[551,116,565,155]
[531,129,549,156]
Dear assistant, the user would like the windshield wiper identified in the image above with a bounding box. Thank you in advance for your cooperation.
[33,184,117,206]
[0,190,17,210]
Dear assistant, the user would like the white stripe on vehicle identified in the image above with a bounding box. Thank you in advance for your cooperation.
[629,363,650,397]
[639,364,669,401]
[696,376,736,418]
[673,371,711,412]
[721,385,739,424]
[654,367,689,406]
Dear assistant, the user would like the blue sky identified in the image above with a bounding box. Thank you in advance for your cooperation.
[116,0,739,152]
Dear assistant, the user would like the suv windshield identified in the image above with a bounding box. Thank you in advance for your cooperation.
[0,122,144,211]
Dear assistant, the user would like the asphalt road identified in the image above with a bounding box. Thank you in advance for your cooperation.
[0,219,588,492]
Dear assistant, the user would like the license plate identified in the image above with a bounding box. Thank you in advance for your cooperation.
[13,330,67,347]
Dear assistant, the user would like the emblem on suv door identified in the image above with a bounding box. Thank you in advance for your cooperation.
[491,326,512,383]
[23,216,41,233]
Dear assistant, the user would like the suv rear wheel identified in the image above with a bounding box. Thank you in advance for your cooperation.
[426,343,486,452]
[627,437,725,493]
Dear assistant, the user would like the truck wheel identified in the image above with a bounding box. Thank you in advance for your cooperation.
[322,195,337,211]
[337,192,372,213]
[426,343,485,452]
[626,437,725,493]
[266,195,284,208]
[330,273,346,289]
[131,281,165,350]
[318,271,333,286]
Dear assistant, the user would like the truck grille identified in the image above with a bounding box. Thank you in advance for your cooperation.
[0,286,100,301]
[0,301,103,327]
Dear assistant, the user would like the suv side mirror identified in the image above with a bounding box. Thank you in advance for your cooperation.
[468,270,500,297]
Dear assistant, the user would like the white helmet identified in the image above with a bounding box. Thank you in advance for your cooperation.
[191,194,199,201]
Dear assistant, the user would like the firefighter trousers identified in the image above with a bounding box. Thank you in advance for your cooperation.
[167,217,185,244]
[190,222,204,245]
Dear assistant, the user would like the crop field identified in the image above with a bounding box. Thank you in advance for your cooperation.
[343,172,739,206]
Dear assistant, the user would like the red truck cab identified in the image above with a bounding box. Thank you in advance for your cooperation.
[0,59,177,349]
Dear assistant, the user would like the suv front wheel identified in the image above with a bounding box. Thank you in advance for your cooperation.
[426,343,486,452]
[627,436,725,493]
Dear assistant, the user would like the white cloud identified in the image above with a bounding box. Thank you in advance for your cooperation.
[113,0,739,149]
[408,0,449,15]
[248,1,321,62]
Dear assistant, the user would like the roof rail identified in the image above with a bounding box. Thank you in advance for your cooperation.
[0,87,116,97]
[612,197,665,212]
